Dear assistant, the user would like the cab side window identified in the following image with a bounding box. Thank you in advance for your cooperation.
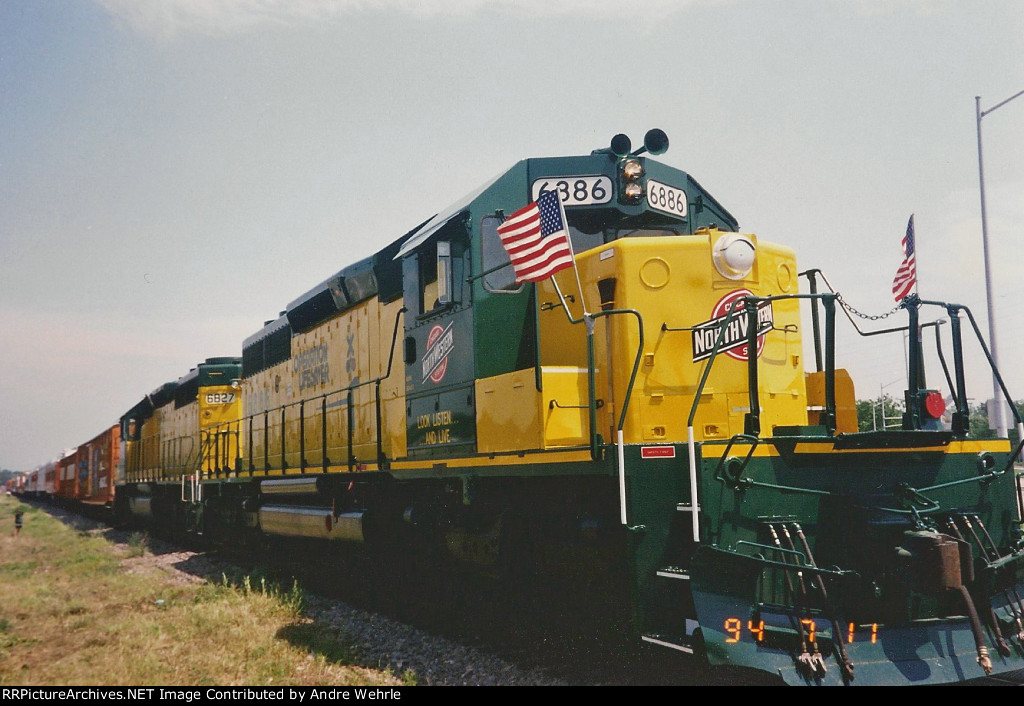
[419,242,440,313]
[410,239,460,317]
[481,216,523,293]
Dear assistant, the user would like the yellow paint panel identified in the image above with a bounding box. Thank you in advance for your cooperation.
[475,366,593,453]
[199,384,242,430]
[239,298,407,473]
[475,369,542,453]
[542,367,589,448]
[805,369,858,433]
[198,384,242,474]
[532,232,812,445]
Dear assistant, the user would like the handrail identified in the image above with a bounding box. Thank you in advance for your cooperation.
[940,301,1023,427]
[712,457,1015,517]
[589,309,645,435]
[589,308,644,527]
[540,284,645,525]
[694,291,1023,514]
[684,292,840,436]
[128,432,196,481]
[914,298,1023,459]
[235,306,406,475]
[540,290,644,448]
[798,274,1019,442]
[801,269,944,339]
[933,321,958,414]
[703,543,856,579]
[197,424,241,476]
[127,307,406,483]
[680,296,746,542]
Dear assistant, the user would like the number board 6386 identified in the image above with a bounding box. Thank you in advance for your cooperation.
[530,176,613,207]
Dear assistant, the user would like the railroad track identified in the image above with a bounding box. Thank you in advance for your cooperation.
[256,539,707,685]
[43,500,1023,686]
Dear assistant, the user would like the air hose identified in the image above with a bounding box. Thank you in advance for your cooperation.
[793,523,854,684]
[959,585,993,674]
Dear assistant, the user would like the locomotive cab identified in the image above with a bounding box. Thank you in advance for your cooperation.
[401,219,476,458]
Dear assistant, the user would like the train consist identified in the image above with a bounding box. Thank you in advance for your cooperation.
[18,131,1024,685]
[13,427,118,513]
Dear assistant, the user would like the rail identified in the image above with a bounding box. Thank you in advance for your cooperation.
[677,291,839,542]
[803,271,1023,445]
[124,433,197,482]
[686,286,1024,526]
[232,306,406,476]
[549,293,645,525]
[702,543,856,579]
[123,308,405,483]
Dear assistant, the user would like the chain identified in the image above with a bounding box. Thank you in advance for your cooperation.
[811,270,906,321]
[835,292,903,321]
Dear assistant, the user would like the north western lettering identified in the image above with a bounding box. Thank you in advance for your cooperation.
[293,344,330,391]
[691,301,773,362]
[421,326,454,383]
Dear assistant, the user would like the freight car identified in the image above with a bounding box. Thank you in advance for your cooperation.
[67,427,119,514]
[43,130,1024,685]
[55,449,77,506]
[21,460,55,500]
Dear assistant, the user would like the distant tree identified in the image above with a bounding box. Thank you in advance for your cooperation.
[969,402,995,441]
[856,397,1024,442]
[969,400,1024,445]
[856,394,905,432]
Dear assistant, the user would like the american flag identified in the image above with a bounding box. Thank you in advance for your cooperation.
[892,215,917,301]
[496,190,575,283]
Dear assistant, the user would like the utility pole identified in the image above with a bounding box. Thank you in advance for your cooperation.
[975,89,1024,439]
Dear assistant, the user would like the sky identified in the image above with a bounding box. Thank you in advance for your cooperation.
[1,0,1023,471]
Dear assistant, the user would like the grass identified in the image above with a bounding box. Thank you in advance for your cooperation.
[126,531,149,558]
[0,496,407,687]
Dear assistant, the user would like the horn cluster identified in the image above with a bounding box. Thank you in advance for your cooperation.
[601,128,670,157]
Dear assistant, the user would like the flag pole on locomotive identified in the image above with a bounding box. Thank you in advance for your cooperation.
[892,213,921,381]
[891,213,918,303]
[893,214,941,429]
[496,190,634,523]
[496,188,588,317]
[496,189,633,524]
[892,215,920,412]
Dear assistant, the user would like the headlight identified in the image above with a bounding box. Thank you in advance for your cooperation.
[712,234,756,280]
[618,158,645,203]
[621,159,644,180]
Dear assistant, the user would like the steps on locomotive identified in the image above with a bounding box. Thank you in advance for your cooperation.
[639,501,702,655]
[641,627,699,654]
[642,565,700,653]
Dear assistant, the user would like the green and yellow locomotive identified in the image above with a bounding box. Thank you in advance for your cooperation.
[115,130,1024,685]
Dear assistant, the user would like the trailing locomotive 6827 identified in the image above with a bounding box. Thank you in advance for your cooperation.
[45,129,1024,685]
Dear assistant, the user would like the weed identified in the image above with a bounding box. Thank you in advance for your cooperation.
[126,532,149,557]
[285,580,305,613]
[0,497,402,687]
[0,561,38,579]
